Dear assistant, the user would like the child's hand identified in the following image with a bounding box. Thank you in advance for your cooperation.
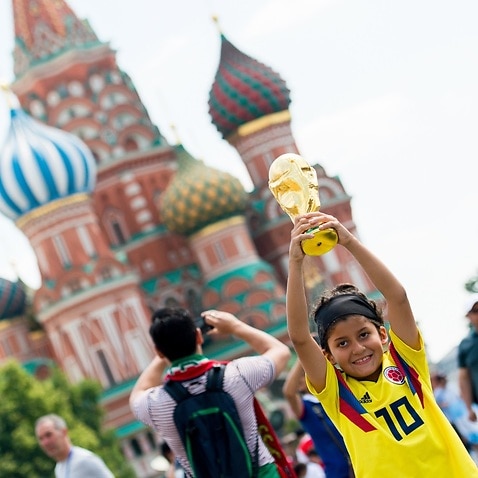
[289,215,314,261]
[305,211,354,246]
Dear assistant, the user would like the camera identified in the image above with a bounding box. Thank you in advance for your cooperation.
[194,316,214,334]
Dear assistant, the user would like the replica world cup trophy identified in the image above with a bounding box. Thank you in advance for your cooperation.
[268,153,338,256]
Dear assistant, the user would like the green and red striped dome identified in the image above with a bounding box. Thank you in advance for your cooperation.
[208,34,291,139]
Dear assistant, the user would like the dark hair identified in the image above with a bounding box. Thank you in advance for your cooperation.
[149,307,197,361]
[313,283,384,352]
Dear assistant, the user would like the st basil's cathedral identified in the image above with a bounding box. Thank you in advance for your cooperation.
[0,1,379,476]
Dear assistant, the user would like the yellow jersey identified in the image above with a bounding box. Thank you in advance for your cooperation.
[307,330,478,477]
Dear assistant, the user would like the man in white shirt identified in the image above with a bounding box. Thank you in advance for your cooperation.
[35,414,114,478]
[129,307,291,477]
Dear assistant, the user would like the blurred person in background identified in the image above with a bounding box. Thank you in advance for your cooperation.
[431,371,478,463]
[458,294,478,422]
[283,357,354,477]
[35,414,114,478]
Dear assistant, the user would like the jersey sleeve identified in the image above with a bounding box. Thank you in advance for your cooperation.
[388,329,430,383]
[306,360,340,420]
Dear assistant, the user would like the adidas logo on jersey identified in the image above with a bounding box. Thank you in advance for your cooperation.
[359,392,372,403]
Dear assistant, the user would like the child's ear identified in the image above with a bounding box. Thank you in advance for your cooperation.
[324,350,337,365]
[379,326,389,345]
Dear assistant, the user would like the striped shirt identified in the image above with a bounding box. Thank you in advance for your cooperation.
[131,355,277,477]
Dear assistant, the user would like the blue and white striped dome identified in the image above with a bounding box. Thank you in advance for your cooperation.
[0,102,97,220]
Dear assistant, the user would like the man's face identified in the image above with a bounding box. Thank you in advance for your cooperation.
[36,420,69,461]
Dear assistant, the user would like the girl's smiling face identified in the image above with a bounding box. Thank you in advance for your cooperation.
[324,315,389,381]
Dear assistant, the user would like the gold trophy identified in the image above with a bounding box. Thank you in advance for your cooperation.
[268,153,338,255]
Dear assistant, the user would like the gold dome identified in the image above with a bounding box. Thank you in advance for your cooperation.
[160,145,248,235]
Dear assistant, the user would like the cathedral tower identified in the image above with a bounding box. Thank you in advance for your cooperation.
[208,29,377,296]
[10,0,199,302]
[0,91,155,435]
[160,144,287,345]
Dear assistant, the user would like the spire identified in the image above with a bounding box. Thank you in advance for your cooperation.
[0,81,20,109]
[12,0,102,77]
[212,15,221,33]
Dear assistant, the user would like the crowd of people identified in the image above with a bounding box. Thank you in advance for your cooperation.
[34,210,478,477]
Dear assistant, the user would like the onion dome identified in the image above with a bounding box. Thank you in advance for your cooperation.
[160,144,248,236]
[0,93,96,220]
[12,0,102,78]
[208,33,291,139]
[0,277,26,320]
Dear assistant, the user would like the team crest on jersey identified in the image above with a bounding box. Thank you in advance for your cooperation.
[383,366,405,384]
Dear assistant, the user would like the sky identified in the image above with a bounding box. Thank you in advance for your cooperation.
[0,0,477,363]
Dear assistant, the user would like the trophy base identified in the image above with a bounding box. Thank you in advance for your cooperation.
[301,227,338,256]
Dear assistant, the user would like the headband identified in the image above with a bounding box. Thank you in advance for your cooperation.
[314,294,380,347]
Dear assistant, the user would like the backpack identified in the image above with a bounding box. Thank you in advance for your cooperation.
[164,363,258,478]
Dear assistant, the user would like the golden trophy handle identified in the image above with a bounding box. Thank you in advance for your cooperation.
[268,153,337,256]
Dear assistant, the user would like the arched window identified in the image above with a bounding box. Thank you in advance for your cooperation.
[124,136,138,152]
[96,349,116,387]
[130,438,142,457]
[104,209,130,246]
[112,221,126,245]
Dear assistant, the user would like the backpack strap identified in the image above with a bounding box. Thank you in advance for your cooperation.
[164,364,224,402]
[209,362,261,478]
[206,363,226,391]
[164,378,191,403]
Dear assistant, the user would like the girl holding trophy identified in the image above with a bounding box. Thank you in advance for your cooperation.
[269,154,478,476]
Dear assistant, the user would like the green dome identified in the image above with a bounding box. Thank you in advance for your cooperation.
[160,145,248,236]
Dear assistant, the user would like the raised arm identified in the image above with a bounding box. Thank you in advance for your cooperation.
[202,310,291,377]
[311,212,419,349]
[286,215,328,392]
[129,356,169,407]
[282,359,306,419]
